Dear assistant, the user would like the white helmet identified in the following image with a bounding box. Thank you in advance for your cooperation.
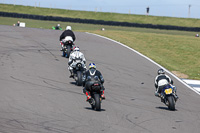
[57,24,60,26]
[66,26,71,30]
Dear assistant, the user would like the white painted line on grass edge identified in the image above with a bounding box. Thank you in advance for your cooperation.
[86,32,200,95]
[182,79,200,93]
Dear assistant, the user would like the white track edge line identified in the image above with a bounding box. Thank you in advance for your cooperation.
[86,32,200,95]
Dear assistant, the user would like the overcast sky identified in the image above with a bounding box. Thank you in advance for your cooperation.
[1,0,200,18]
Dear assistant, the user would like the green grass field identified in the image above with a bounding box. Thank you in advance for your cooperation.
[1,4,200,28]
[0,5,200,80]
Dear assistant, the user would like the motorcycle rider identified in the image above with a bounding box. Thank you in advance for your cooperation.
[68,46,86,78]
[154,68,178,98]
[83,63,105,101]
[55,24,61,30]
[59,26,76,51]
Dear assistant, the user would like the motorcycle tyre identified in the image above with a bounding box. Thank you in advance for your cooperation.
[94,94,101,111]
[76,71,82,86]
[66,45,71,58]
[167,96,175,111]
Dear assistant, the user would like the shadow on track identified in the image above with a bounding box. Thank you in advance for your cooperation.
[84,107,106,112]
[156,107,178,111]
[70,82,77,85]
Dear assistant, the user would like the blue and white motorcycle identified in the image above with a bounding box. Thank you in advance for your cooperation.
[160,84,178,110]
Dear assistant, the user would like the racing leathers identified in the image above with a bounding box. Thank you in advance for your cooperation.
[60,30,76,42]
[59,30,76,50]
[68,51,86,78]
[83,68,105,101]
[154,74,174,96]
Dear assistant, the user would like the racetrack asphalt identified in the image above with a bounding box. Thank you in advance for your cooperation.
[0,25,200,133]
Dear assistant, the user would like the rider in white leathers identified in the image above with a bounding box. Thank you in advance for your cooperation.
[68,46,86,78]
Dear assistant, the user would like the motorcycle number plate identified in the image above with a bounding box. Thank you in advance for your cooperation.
[165,88,172,94]
[94,84,99,86]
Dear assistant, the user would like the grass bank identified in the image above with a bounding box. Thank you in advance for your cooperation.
[0,16,199,80]
[1,4,200,28]
[92,30,200,80]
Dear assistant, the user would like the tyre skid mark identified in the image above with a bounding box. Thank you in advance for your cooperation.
[125,113,153,132]
[9,76,83,96]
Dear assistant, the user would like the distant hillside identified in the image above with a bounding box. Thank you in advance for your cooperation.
[0,4,200,28]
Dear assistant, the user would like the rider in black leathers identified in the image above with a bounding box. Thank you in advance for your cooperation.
[59,26,76,41]
[83,63,105,101]
[59,26,76,51]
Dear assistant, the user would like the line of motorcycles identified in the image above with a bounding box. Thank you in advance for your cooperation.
[61,36,178,111]
[61,36,104,111]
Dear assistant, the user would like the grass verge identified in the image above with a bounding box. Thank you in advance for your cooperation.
[1,4,200,28]
[0,16,199,80]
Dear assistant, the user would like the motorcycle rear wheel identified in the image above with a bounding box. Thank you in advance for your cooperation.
[76,71,82,86]
[94,94,101,111]
[167,96,175,110]
[66,45,72,58]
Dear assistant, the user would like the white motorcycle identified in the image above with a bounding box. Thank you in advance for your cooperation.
[62,36,74,58]
[71,59,86,86]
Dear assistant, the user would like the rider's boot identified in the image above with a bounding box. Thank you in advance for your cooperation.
[69,70,74,78]
[154,91,160,97]
[101,90,105,100]
[160,93,164,99]
[60,42,64,51]
[174,93,179,100]
[173,86,179,100]
[60,45,64,51]
[86,92,91,102]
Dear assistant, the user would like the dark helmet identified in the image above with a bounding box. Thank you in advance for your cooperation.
[157,68,165,75]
